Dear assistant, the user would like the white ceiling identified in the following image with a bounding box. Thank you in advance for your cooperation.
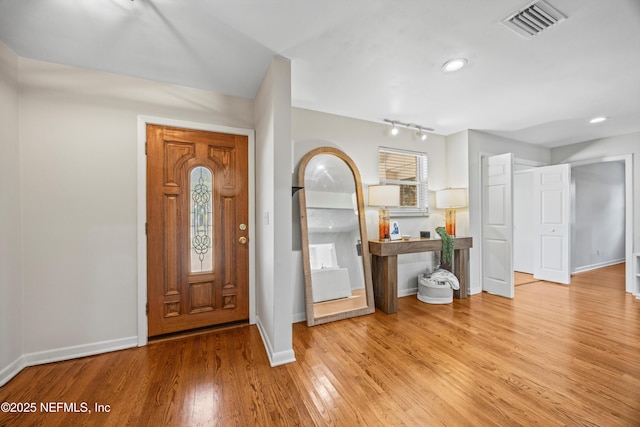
[1,0,639,147]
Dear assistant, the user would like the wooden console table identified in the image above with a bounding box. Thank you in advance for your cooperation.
[368,237,473,314]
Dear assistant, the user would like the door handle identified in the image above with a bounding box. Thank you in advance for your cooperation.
[239,236,247,245]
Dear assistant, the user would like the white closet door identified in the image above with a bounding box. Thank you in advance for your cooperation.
[482,153,514,298]
[533,164,571,284]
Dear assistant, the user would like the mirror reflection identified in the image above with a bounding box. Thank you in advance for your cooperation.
[298,147,374,326]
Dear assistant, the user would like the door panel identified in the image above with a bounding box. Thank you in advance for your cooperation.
[485,239,510,281]
[534,164,570,284]
[147,125,249,337]
[482,153,514,298]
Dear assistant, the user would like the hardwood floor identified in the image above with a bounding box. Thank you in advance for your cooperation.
[1,264,638,426]
[514,271,538,286]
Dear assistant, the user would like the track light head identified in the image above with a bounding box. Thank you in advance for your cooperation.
[413,125,428,141]
[384,119,400,136]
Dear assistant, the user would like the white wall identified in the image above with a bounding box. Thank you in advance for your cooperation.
[551,132,639,256]
[445,130,470,237]
[254,57,295,365]
[513,170,535,273]
[291,108,449,320]
[0,42,23,386]
[17,58,254,360]
[467,130,551,294]
[572,161,626,272]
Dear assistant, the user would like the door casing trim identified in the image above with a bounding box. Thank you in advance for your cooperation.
[137,116,256,346]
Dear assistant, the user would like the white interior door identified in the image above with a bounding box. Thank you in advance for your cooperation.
[533,164,571,284]
[482,153,514,298]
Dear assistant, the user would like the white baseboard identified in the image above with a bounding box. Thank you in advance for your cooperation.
[0,336,138,388]
[22,336,138,367]
[399,287,418,298]
[292,311,306,324]
[573,259,625,274]
[0,356,27,388]
[255,316,296,367]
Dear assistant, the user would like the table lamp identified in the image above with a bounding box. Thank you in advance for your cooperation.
[436,188,467,236]
[368,184,400,240]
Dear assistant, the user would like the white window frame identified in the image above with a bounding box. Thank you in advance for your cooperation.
[378,146,429,216]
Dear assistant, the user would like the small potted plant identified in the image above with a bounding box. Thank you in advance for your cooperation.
[435,226,453,271]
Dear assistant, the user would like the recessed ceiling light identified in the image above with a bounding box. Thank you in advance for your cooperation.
[589,117,607,124]
[442,58,468,72]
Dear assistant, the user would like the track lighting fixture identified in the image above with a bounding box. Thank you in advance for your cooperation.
[383,119,434,140]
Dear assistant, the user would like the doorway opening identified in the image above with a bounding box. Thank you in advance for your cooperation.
[136,116,256,346]
[493,154,633,296]
[568,155,633,294]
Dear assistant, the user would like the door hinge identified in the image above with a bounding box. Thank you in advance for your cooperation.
[145,141,148,155]
[145,223,148,235]
[146,303,149,315]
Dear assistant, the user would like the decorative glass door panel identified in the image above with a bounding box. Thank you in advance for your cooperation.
[190,166,213,273]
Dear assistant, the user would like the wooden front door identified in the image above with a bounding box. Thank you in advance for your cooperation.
[147,124,249,337]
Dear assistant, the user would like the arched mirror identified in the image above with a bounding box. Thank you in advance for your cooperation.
[298,147,375,326]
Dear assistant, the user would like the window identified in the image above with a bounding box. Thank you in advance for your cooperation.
[378,147,428,214]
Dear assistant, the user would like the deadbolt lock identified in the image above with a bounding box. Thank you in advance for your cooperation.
[239,224,247,231]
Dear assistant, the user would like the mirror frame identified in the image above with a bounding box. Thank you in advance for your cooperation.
[298,147,375,326]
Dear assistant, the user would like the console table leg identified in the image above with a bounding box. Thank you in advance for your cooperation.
[453,248,469,299]
[371,254,398,314]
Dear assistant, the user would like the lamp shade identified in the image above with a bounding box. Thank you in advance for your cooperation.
[436,188,467,209]
[368,185,400,207]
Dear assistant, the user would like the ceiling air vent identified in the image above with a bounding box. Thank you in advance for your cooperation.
[502,0,567,38]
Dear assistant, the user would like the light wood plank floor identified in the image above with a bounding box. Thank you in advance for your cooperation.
[514,271,537,286]
[1,264,638,426]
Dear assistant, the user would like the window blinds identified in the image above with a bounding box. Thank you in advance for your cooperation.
[378,147,428,211]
